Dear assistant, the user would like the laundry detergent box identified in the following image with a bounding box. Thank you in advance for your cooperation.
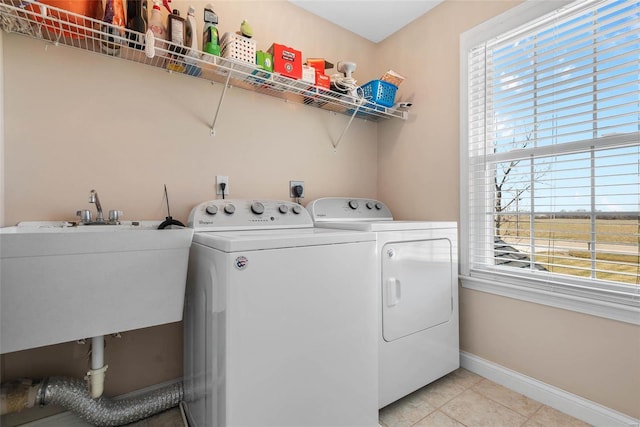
[306,58,333,74]
[256,50,273,72]
[315,72,330,90]
[305,58,333,89]
[268,43,302,80]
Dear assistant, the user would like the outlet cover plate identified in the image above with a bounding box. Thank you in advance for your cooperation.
[216,176,229,195]
[289,181,304,198]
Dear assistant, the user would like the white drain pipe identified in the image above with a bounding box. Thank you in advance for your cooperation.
[87,335,108,399]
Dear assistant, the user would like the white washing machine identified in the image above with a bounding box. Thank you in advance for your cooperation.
[183,199,378,427]
[307,197,459,409]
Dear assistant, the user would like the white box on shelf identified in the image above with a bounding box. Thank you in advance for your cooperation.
[220,32,256,65]
[301,65,316,85]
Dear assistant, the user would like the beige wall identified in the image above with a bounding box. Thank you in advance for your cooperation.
[2,0,639,423]
[460,289,640,418]
[376,0,640,419]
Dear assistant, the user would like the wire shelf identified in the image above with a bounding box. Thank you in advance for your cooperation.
[0,0,408,123]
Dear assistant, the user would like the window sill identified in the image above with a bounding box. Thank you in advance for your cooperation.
[460,275,640,325]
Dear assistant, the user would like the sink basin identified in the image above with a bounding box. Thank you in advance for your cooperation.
[0,221,194,354]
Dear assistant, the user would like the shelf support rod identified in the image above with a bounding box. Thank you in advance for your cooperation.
[332,100,362,149]
[210,67,233,137]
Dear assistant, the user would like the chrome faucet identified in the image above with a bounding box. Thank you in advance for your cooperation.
[89,189,104,222]
[77,190,122,225]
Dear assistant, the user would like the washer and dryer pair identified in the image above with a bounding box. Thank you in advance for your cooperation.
[182,197,458,426]
[308,197,459,409]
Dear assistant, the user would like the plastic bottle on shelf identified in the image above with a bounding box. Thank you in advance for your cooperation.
[184,5,202,76]
[126,0,147,50]
[101,0,126,55]
[167,9,186,55]
[145,0,166,58]
[185,6,197,55]
[202,3,220,58]
[166,8,187,72]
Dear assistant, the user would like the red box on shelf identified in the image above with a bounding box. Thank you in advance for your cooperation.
[268,43,302,80]
[315,72,330,90]
[306,58,326,75]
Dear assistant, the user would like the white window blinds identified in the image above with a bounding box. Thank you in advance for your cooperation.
[464,0,639,308]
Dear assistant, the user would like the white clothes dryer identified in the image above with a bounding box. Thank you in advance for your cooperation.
[307,197,459,409]
[183,199,378,427]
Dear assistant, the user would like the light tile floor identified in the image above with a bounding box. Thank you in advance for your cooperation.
[135,369,591,427]
[379,368,591,427]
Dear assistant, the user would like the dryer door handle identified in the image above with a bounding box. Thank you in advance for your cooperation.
[386,277,400,307]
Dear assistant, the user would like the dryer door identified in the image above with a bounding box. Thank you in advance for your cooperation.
[381,238,453,342]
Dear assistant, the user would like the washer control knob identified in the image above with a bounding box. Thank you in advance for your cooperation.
[205,205,218,215]
[375,203,383,210]
[387,249,395,258]
[348,200,359,210]
[366,202,374,210]
[278,204,289,214]
[224,204,236,215]
[292,205,302,214]
[251,202,265,215]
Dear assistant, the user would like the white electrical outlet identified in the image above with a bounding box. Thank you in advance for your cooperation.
[216,176,229,196]
[290,181,304,198]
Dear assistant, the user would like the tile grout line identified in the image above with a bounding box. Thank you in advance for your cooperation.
[469,380,543,423]
[430,373,537,427]
[408,371,484,427]
[464,387,529,425]
[405,386,463,426]
[523,403,550,426]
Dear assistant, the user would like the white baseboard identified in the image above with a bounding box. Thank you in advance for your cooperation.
[460,351,639,427]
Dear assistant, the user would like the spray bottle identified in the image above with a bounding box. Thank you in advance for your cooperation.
[184,5,202,76]
[202,3,220,57]
[145,0,166,58]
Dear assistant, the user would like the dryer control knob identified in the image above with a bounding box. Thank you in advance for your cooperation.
[205,205,218,215]
[366,202,374,210]
[375,203,383,210]
[224,204,236,215]
[278,204,289,214]
[292,205,302,214]
[348,200,359,210]
[251,202,265,215]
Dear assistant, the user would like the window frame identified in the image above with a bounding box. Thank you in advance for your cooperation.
[459,0,640,325]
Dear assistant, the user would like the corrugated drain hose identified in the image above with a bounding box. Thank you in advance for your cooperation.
[1,377,182,427]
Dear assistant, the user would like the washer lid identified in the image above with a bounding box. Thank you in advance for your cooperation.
[312,220,457,232]
[193,227,375,252]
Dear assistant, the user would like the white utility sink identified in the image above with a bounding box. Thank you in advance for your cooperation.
[0,221,193,354]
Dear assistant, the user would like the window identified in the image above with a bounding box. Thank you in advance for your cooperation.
[460,0,639,323]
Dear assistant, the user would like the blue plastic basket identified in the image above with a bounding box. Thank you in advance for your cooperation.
[360,80,398,107]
